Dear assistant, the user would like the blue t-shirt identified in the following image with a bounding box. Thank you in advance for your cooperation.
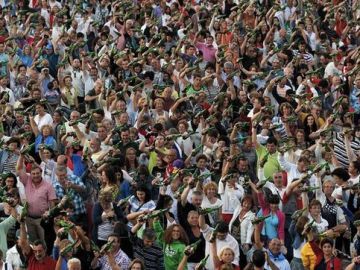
[258,210,279,240]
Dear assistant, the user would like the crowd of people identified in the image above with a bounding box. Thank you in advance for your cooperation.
[0,0,358,269]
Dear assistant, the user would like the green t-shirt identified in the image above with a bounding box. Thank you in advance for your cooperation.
[154,221,187,270]
[256,144,281,178]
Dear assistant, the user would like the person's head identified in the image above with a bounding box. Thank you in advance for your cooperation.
[187,210,199,227]
[320,238,334,256]
[191,190,203,208]
[237,157,249,172]
[267,194,280,212]
[309,199,322,218]
[6,137,20,151]
[30,166,42,185]
[67,258,81,270]
[33,240,47,261]
[349,161,360,176]
[241,195,254,212]
[136,185,151,203]
[107,233,121,253]
[196,154,208,170]
[4,173,17,190]
[269,238,282,255]
[35,103,46,115]
[56,166,69,185]
[266,137,277,154]
[89,137,101,152]
[98,190,113,209]
[219,247,235,264]
[322,179,335,196]
[142,228,156,247]
[215,221,229,241]
[297,156,309,173]
[252,250,266,268]
[164,224,189,244]
[100,165,119,186]
[331,167,350,185]
[41,124,52,137]
[203,182,218,199]
[129,259,146,270]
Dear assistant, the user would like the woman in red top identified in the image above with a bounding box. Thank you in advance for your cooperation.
[211,242,240,270]
[315,238,342,270]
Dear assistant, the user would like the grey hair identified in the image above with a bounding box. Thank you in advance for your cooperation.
[67,258,81,268]
[224,61,233,69]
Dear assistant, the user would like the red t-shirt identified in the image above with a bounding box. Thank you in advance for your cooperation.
[27,252,57,270]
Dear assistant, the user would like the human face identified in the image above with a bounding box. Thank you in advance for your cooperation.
[307,116,315,126]
[221,249,234,263]
[217,232,227,241]
[238,160,248,172]
[121,131,130,143]
[349,162,358,175]
[270,203,278,212]
[42,127,51,137]
[322,243,333,256]
[310,205,321,217]
[323,181,334,196]
[126,149,136,161]
[269,239,281,255]
[191,195,202,208]
[90,139,100,152]
[31,168,42,184]
[143,236,155,248]
[266,143,276,154]
[242,200,252,211]
[107,236,120,252]
[56,170,67,185]
[35,105,45,115]
[197,158,206,170]
[273,173,283,187]
[172,226,181,240]
[206,187,217,199]
[33,244,46,261]
[131,263,143,270]
[136,191,146,203]
[97,127,107,141]
[297,161,308,173]
[296,131,304,143]
[5,177,15,189]
[7,142,18,151]
[187,212,199,227]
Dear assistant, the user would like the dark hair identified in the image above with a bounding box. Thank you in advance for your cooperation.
[252,250,266,267]
[351,161,360,173]
[331,168,350,182]
[102,166,118,186]
[135,185,151,203]
[217,221,229,234]
[33,240,47,250]
[266,137,278,146]
[143,228,157,240]
[267,194,280,204]
[320,238,334,248]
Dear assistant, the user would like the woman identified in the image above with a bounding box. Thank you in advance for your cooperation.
[229,195,255,269]
[314,238,342,269]
[202,182,223,227]
[289,216,309,270]
[126,185,156,228]
[151,98,169,122]
[29,115,57,155]
[153,222,189,270]
[255,188,285,247]
[156,193,176,228]
[92,190,124,246]
[16,45,34,67]
[303,114,318,146]
[100,165,120,201]
[210,243,240,270]
[128,259,145,270]
[125,147,139,175]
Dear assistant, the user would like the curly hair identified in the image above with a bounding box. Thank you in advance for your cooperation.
[163,224,189,245]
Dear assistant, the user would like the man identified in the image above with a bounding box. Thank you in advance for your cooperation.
[61,75,79,110]
[199,215,240,269]
[18,222,56,270]
[253,127,281,179]
[131,217,165,270]
[68,258,82,270]
[265,238,291,270]
[52,166,87,227]
[0,204,17,255]
[6,229,27,269]
[16,154,57,242]
[195,35,217,63]
[91,233,131,270]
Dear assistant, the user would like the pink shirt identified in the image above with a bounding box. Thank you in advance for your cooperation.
[19,172,57,217]
[195,42,217,63]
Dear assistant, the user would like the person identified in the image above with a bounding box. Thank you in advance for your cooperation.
[90,233,131,270]
[130,218,164,270]
[67,258,82,270]
[18,222,56,270]
[314,238,341,270]
[16,154,57,243]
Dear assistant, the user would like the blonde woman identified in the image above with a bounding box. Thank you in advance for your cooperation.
[201,182,222,227]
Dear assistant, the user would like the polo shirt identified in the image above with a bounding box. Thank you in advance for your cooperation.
[18,172,57,217]
[256,145,281,179]
[27,252,56,270]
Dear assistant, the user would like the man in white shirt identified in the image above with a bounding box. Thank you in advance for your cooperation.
[199,214,240,270]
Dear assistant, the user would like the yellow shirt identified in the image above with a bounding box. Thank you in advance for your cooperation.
[301,242,317,270]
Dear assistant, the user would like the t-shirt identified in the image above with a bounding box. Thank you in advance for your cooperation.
[27,252,56,270]
[256,145,281,178]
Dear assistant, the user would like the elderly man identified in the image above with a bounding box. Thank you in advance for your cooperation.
[16,154,57,243]
[265,238,291,270]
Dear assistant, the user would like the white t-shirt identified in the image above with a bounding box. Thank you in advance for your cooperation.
[34,113,53,130]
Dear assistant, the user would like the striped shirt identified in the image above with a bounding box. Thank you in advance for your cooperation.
[131,233,165,270]
[333,132,360,168]
[97,249,130,270]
